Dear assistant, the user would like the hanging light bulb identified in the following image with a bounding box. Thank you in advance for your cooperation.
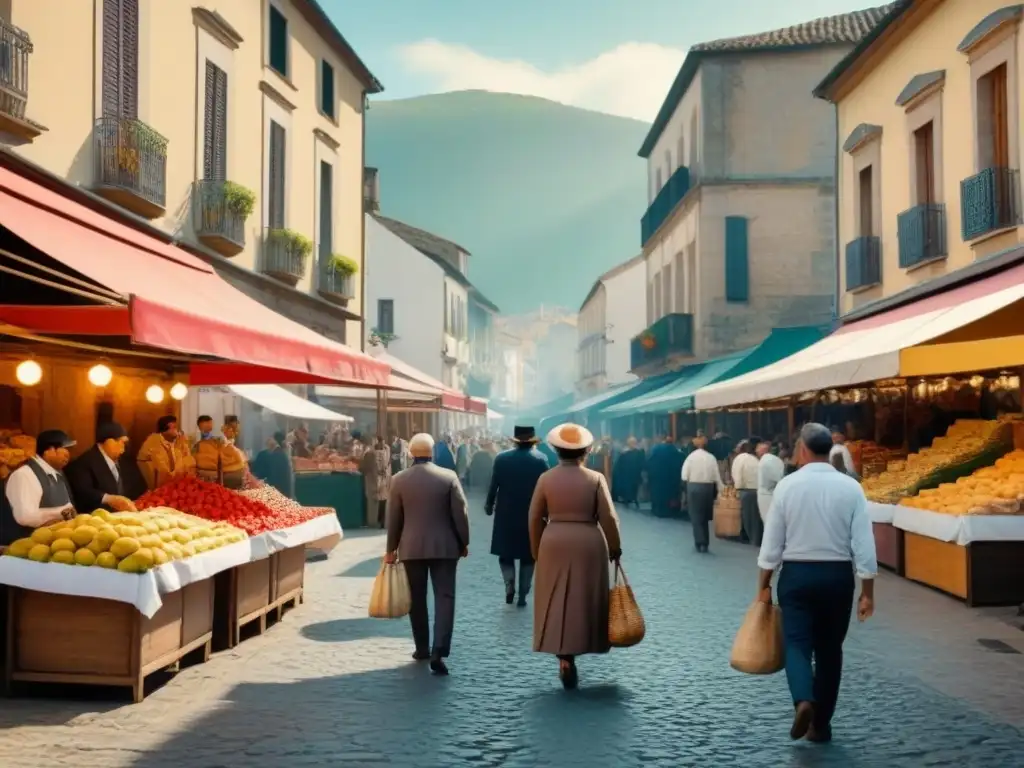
[145,385,165,404]
[88,364,113,387]
[169,382,188,400]
[15,360,42,386]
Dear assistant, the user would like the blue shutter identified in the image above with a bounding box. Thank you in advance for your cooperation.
[724,215,749,303]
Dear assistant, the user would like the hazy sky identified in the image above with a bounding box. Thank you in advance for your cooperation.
[321,0,883,121]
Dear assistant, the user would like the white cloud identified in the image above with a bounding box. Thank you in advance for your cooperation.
[396,40,686,122]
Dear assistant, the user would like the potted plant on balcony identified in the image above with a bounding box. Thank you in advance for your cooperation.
[223,181,256,220]
[368,328,398,348]
[264,228,312,286]
[640,330,657,350]
[318,253,358,305]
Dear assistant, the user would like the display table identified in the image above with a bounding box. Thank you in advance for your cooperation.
[295,471,365,529]
[867,503,903,575]
[893,506,1024,606]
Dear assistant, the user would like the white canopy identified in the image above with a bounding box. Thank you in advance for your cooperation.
[228,385,353,422]
[487,408,503,421]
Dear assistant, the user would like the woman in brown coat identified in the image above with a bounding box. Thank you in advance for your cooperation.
[530,423,622,689]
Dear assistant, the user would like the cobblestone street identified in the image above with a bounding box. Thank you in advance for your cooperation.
[2,488,1024,766]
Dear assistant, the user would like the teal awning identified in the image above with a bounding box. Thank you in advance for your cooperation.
[599,325,828,418]
[539,371,681,431]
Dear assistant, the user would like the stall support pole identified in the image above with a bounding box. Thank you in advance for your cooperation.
[787,401,795,439]
[670,412,678,442]
[746,411,753,437]
[902,386,910,453]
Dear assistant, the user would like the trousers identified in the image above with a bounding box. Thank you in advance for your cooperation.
[686,482,716,547]
[777,561,855,731]
[498,556,535,596]
[404,559,458,658]
[739,489,763,546]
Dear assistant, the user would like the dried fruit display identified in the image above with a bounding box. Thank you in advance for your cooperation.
[900,449,1024,515]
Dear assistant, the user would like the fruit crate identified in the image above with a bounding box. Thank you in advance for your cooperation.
[213,557,272,651]
[4,578,213,703]
[269,545,306,620]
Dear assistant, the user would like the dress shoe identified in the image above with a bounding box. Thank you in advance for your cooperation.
[516,595,527,607]
[429,655,449,676]
[790,701,815,740]
[559,661,578,690]
[505,585,515,604]
[412,649,430,661]
[806,724,832,743]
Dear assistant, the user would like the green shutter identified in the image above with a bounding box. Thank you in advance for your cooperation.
[724,215,749,303]
[269,6,288,76]
[321,60,335,118]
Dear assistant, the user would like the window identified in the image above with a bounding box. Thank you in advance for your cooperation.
[673,251,686,312]
[913,121,935,205]
[203,61,228,181]
[685,242,696,314]
[662,261,673,314]
[377,299,394,335]
[443,290,449,333]
[977,63,1009,169]
[689,111,699,178]
[664,149,672,181]
[724,216,749,303]
[858,166,873,236]
[646,279,654,324]
[268,121,286,228]
[269,4,288,77]
[102,0,139,119]
[319,161,333,256]
[655,167,663,194]
[320,59,335,119]
[653,272,662,319]
[677,132,686,170]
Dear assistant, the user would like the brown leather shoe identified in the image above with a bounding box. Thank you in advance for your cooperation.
[790,701,814,740]
[806,724,832,743]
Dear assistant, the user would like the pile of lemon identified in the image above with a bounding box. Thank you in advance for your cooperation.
[4,507,247,573]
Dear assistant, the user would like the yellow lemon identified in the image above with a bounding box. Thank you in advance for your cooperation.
[96,551,118,569]
[30,528,54,546]
[74,548,96,566]
[71,525,97,547]
[110,537,140,559]
[51,550,75,565]
[50,538,76,553]
[6,538,34,557]
[27,544,50,562]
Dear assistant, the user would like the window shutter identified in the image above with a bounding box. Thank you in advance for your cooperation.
[101,0,120,117]
[674,250,686,311]
[268,121,286,228]
[319,161,333,256]
[724,216,749,303]
[269,5,288,76]
[321,60,335,117]
[646,280,654,324]
[212,66,228,181]
[662,261,673,314]
[120,0,139,119]
[202,61,216,179]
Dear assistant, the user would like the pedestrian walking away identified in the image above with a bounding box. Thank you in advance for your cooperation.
[646,434,683,517]
[756,438,784,523]
[731,438,762,546]
[485,426,548,606]
[611,436,645,508]
[681,435,723,552]
[385,433,470,676]
[756,422,877,743]
[530,423,622,690]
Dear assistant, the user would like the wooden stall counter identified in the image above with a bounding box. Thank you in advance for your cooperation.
[4,578,213,703]
[867,504,904,575]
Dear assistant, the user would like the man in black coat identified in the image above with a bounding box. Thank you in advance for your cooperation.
[66,422,137,513]
[485,426,549,607]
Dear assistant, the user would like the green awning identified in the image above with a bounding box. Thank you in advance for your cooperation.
[599,325,828,418]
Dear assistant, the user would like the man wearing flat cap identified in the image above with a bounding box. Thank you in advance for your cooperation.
[66,421,137,514]
[1,429,77,545]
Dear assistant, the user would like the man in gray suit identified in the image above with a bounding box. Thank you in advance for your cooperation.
[385,432,470,676]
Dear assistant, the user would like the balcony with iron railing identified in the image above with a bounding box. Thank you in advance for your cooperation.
[261,228,310,287]
[641,165,690,247]
[897,203,947,269]
[960,166,1021,241]
[317,249,356,306]
[0,18,40,141]
[845,235,882,292]
[630,312,694,371]
[93,117,168,218]
[192,180,247,256]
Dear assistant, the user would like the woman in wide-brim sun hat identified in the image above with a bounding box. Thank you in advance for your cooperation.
[528,422,623,689]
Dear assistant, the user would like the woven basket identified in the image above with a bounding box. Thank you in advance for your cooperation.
[608,562,645,648]
[714,494,742,538]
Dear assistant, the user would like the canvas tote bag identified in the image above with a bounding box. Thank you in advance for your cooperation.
[729,599,784,674]
[368,560,412,619]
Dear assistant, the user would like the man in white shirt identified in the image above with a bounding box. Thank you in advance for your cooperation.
[1,430,77,545]
[829,428,856,476]
[731,439,761,545]
[756,423,877,744]
[756,439,785,522]
[681,435,724,553]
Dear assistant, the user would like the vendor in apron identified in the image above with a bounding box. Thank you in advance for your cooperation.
[219,416,247,490]
[137,415,195,490]
[1,429,77,546]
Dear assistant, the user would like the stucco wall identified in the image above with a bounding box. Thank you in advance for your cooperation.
[603,258,646,385]
[648,68,702,201]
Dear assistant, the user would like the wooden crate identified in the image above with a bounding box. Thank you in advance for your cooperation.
[872,522,904,576]
[4,579,213,703]
[903,533,1024,606]
[213,558,272,651]
[269,546,306,620]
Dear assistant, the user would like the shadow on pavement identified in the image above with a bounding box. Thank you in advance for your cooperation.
[336,554,383,579]
[301,615,407,644]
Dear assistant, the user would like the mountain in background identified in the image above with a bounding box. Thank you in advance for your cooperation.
[365,91,650,314]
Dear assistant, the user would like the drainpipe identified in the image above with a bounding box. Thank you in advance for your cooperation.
[832,101,841,329]
[360,90,368,352]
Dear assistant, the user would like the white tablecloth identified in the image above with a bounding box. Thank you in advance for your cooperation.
[867,503,897,524]
[0,515,344,618]
[892,506,1024,545]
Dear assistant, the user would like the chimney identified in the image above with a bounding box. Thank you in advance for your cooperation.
[363,167,380,213]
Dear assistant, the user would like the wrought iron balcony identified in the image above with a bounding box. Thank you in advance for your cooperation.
[261,228,310,287]
[630,312,694,371]
[318,251,356,306]
[897,203,946,268]
[961,166,1021,241]
[0,18,33,135]
[845,235,881,292]
[641,165,690,247]
[193,180,247,256]
[93,117,168,218]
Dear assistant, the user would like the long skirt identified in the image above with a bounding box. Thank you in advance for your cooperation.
[533,521,610,656]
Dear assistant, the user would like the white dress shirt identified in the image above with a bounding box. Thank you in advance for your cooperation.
[731,453,759,490]
[829,443,855,474]
[100,449,121,506]
[682,448,724,491]
[757,462,877,579]
[757,453,785,520]
[4,457,70,528]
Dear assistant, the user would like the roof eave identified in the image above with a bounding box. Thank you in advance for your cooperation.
[295,0,384,94]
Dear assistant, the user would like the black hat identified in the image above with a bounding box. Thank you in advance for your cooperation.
[96,421,127,443]
[512,426,538,444]
[36,429,76,453]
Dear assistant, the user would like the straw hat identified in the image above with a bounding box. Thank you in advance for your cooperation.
[409,433,435,458]
[546,423,594,451]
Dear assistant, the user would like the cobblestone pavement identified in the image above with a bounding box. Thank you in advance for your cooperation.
[2,489,1024,767]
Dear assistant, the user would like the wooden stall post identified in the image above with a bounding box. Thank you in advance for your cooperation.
[670,412,677,442]
[902,386,910,453]
[746,411,753,437]
[787,401,795,440]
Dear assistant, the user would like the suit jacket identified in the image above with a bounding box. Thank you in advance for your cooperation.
[486,447,548,559]
[66,445,123,513]
[386,461,469,561]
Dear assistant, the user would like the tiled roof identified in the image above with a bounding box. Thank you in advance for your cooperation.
[693,4,896,52]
